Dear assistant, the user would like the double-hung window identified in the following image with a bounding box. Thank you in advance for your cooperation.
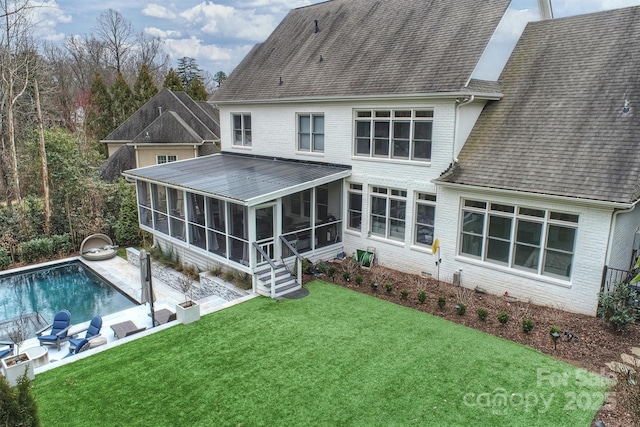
[232,113,252,146]
[298,114,324,152]
[414,193,436,246]
[355,109,433,161]
[370,187,406,241]
[459,200,578,279]
[347,183,363,231]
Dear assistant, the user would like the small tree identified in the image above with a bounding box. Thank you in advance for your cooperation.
[213,70,227,87]
[114,179,140,246]
[0,372,40,426]
[5,314,28,356]
[163,68,184,91]
[133,63,158,110]
[187,75,209,101]
[177,272,194,303]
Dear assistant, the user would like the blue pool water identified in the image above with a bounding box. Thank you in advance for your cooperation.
[0,260,137,339]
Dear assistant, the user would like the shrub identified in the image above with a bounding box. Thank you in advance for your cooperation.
[549,325,561,335]
[19,238,55,263]
[598,282,640,331]
[384,283,393,294]
[342,270,351,282]
[315,261,327,274]
[327,265,336,281]
[51,234,72,256]
[417,291,426,303]
[0,371,40,426]
[522,318,534,334]
[477,308,488,321]
[400,289,409,299]
[0,247,10,271]
[355,274,363,286]
[455,303,467,315]
[437,296,446,309]
[498,311,509,325]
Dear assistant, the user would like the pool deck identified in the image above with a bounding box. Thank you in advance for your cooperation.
[7,255,257,375]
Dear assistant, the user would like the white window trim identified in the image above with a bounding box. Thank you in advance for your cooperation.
[414,193,436,247]
[297,113,325,153]
[369,186,407,242]
[347,183,363,232]
[157,154,177,164]
[354,109,433,162]
[232,113,252,147]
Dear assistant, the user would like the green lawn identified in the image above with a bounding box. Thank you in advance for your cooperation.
[34,281,609,426]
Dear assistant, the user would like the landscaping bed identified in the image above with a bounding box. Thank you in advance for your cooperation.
[314,260,640,426]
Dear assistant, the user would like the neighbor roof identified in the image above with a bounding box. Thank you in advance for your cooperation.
[212,0,510,102]
[123,153,351,206]
[437,6,640,205]
[102,89,219,143]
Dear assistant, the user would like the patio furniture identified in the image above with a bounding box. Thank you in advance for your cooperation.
[0,341,14,359]
[69,316,102,352]
[80,233,118,261]
[148,308,176,326]
[36,309,72,350]
[23,346,49,368]
[110,321,146,339]
[63,338,91,359]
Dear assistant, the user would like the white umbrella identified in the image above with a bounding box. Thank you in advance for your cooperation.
[140,250,156,326]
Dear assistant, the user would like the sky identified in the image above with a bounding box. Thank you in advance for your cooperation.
[29,0,640,76]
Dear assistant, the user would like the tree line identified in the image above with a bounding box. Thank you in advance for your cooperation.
[0,1,227,266]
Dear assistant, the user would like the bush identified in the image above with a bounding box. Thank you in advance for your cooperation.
[400,289,409,299]
[0,371,40,426]
[327,265,336,281]
[455,303,467,315]
[549,325,561,335]
[51,234,72,256]
[522,318,534,334]
[355,274,363,286]
[477,308,488,321]
[0,247,10,271]
[437,296,446,309]
[417,291,426,303]
[19,238,55,264]
[384,283,393,294]
[598,282,640,331]
[315,261,327,274]
[498,311,509,325]
[342,270,351,282]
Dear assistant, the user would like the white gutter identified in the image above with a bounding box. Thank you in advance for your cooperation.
[434,180,634,210]
[452,95,474,163]
[605,200,639,266]
[211,91,502,106]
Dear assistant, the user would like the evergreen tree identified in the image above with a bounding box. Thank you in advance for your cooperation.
[213,70,227,87]
[163,68,184,91]
[176,57,201,87]
[114,178,140,246]
[85,73,113,141]
[15,373,39,427]
[0,374,20,425]
[133,64,158,110]
[111,72,134,128]
[187,76,209,101]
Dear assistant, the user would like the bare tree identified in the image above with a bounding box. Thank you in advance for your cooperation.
[95,9,133,74]
[133,31,170,83]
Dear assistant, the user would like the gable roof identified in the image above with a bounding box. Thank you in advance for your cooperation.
[131,111,203,145]
[102,89,219,143]
[212,0,511,102]
[438,6,640,205]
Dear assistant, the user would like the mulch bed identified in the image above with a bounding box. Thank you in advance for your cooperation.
[308,261,640,427]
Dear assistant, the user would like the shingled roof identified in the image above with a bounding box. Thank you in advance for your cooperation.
[438,6,640,205]
[212,0,511,102]
[102,89,219,143]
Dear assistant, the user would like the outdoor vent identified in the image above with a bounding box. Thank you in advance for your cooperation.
[314,19,320,33]
[452,271,461,286]
[420,271,432,278]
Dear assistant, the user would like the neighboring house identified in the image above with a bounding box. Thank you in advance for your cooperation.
[100,89,220,181]
[123,0,640,316]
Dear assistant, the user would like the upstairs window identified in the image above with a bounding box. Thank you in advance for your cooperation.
[232,113,252,147]
[298,114,324,152]
[157,155,177,164]
[355,109,433,161]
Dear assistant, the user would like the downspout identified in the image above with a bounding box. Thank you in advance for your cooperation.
[605,201,638,266]
[452,95,474,163]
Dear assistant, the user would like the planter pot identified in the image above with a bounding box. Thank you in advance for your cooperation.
[176,300,200,325]
[1,353,34,387]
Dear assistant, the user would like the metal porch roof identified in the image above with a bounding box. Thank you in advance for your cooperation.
[123,153,351,205]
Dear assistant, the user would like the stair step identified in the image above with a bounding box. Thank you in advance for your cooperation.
[254,263,286,276]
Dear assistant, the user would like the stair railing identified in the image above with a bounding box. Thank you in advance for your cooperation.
[252,242,278,298]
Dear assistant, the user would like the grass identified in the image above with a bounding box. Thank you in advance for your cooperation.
[34,282,609,426]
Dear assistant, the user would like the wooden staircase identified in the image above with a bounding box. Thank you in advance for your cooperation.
[254,262,301,298]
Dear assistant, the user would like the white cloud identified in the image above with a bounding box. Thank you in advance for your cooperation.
[144,27,181,38]
[142,4,177,20]
[553,0,640,17]
[492,8,539,42]
[30,1,73,42]
[163,36,233,61]
[239,0,312,14]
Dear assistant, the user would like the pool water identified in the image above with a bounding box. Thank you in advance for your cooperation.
[0,260,137,340]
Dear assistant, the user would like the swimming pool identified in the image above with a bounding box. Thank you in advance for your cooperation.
[0,260,137,340]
